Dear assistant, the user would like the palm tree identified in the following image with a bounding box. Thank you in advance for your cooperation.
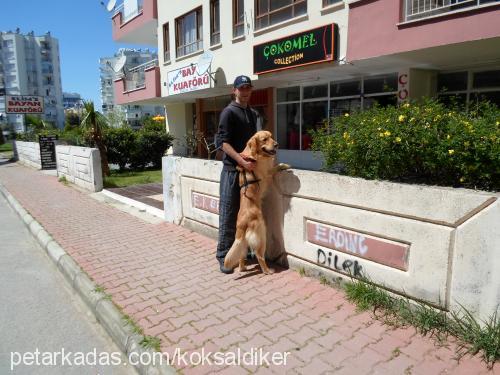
[80,100,110,177]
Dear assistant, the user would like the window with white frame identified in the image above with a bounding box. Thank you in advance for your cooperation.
[233,0,244,38]
[255,0,307,30]
[276,74,398,150]
[175,7,203,58]
[211,0,220,45]
[323,0,342,7]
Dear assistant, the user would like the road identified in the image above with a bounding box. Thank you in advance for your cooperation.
[0,186,137,375]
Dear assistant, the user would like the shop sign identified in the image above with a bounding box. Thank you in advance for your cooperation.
[254,24,337,75]
[306,220,409,271]
[192,192,219,214]
[398,70,409,103]
[167,64,210,95]
[6,95,44,114]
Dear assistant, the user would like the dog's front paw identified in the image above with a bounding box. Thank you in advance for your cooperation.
[264,268,275,275]
[278,163,291,171]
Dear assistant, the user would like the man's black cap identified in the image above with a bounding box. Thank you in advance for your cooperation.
[233,75,253,88]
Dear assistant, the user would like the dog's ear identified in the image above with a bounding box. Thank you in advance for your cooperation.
[247,136,258,156]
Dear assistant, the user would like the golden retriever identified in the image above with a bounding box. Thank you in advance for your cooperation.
[224,130,290,274]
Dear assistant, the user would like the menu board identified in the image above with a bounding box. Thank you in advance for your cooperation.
[38,135,58,170]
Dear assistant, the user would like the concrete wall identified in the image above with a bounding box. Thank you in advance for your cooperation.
[56,146,103,192]
[163,155,499,322]
[15,141,42,169]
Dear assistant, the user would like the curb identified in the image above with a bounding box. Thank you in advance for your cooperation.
[101,189,164,219]
[0,182,176,375]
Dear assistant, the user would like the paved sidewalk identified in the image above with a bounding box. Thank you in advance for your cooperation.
[0,163,495,374]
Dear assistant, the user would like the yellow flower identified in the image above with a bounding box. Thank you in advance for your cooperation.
[446,134,451,140]
[403,103,410,108]
[379,132,384,137]
[398,115,406,122]
[344,113,350,117]
[377,127,381,131]
[395,137,402,143]
[448,149,455,155]
[343,132,350,140]
[460,177,465,183]
[410,117,415,122]
[384,131,391,137]
[496,121,499,126]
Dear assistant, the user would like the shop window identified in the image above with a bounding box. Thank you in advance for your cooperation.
[303,84,328,100]
[330,80,361,97]
[255,0,307,30]
[211,0,220,45]
[438,71,467,92]
[471,91,500,107]
[330,98,361,117]
[277,86,300,102]
[175,7,203,58]
[163,22,170,62]
[301,100,328,150]
[364,73,398,94]
[277,103,300,150]
[473,70,500,89]
[363,95,397,109]
[233,0,244,38]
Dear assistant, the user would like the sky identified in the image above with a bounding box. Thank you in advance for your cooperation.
[1,0,153,107]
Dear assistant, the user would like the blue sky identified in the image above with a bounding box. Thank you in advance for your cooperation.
[2,0,151,107]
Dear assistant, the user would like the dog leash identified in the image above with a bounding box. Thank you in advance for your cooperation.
[240,171,261,196]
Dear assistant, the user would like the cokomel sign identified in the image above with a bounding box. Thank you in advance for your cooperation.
[254,24,337,75]
[6,95,44,114]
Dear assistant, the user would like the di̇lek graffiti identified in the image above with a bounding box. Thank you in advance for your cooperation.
[316,248,363,277]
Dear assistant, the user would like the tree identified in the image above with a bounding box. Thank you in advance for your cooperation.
[105,107,127,128]
[80,100,110,177]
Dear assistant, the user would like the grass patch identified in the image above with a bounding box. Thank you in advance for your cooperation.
[123,314,144,335]
[0,142,13,152]
[345,277,500,368]
[104,169,162,188]
[58,175,69,186]
[140,335,161,352]
[298,267,306,277]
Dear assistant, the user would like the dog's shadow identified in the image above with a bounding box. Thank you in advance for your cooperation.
[261,168,300,269]
[233,260,288,280]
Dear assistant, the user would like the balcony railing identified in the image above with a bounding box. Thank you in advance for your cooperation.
[124,58,158,91]
[113,0,144,23]
[403,0,499,21]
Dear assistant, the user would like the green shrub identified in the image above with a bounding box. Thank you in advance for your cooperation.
[311,98,500,191]
[130,129,173,169]
[105,127,136,170]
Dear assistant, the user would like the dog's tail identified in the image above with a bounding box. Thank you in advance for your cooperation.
[224,237,248,270]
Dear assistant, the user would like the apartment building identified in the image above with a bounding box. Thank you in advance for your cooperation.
[100,48,164,127]
[109,0,500,169]
[63,92,83,110]
[0,29,64,131]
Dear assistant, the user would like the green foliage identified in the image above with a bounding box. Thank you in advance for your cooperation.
[103,169,162,188]
[129,121,173,170]
[140,335,161,352]
[311,98,500,191]
[105,127,136,170]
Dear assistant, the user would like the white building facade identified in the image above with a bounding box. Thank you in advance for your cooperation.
[100,49,164,128]
[0,30,64,131]
[109,0,500,169]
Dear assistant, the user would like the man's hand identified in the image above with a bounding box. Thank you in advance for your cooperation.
[240,156,256,171]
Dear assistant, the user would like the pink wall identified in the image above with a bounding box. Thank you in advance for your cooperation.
[114,67,161,105]
[347,0,500,61]
[112,0,157,41]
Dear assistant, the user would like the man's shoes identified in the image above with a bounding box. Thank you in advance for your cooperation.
[218,259,234,274]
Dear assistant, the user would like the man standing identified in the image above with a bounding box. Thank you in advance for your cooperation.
[215,75,257,274]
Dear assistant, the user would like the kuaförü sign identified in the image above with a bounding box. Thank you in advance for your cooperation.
[167,64,210,95]
[254,24,337,75]
[6,95,44,114]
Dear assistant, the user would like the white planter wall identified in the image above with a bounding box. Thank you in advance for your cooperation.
[56,145,103,192]
[163,155,500,322]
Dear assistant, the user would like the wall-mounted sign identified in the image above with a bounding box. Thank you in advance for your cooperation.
[192,192,219,214]
[167,64,211,95]
[398,70,409,103]
[306,220,410,271]
[39,135,58,170]
[254,24,337,75]
[6,95,44,114]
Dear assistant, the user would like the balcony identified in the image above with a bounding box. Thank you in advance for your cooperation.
[111,0,158,45]
[113,59,161,105]
[403,0,500,22]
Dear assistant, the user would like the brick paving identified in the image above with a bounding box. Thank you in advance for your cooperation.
[0,163,497,374]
